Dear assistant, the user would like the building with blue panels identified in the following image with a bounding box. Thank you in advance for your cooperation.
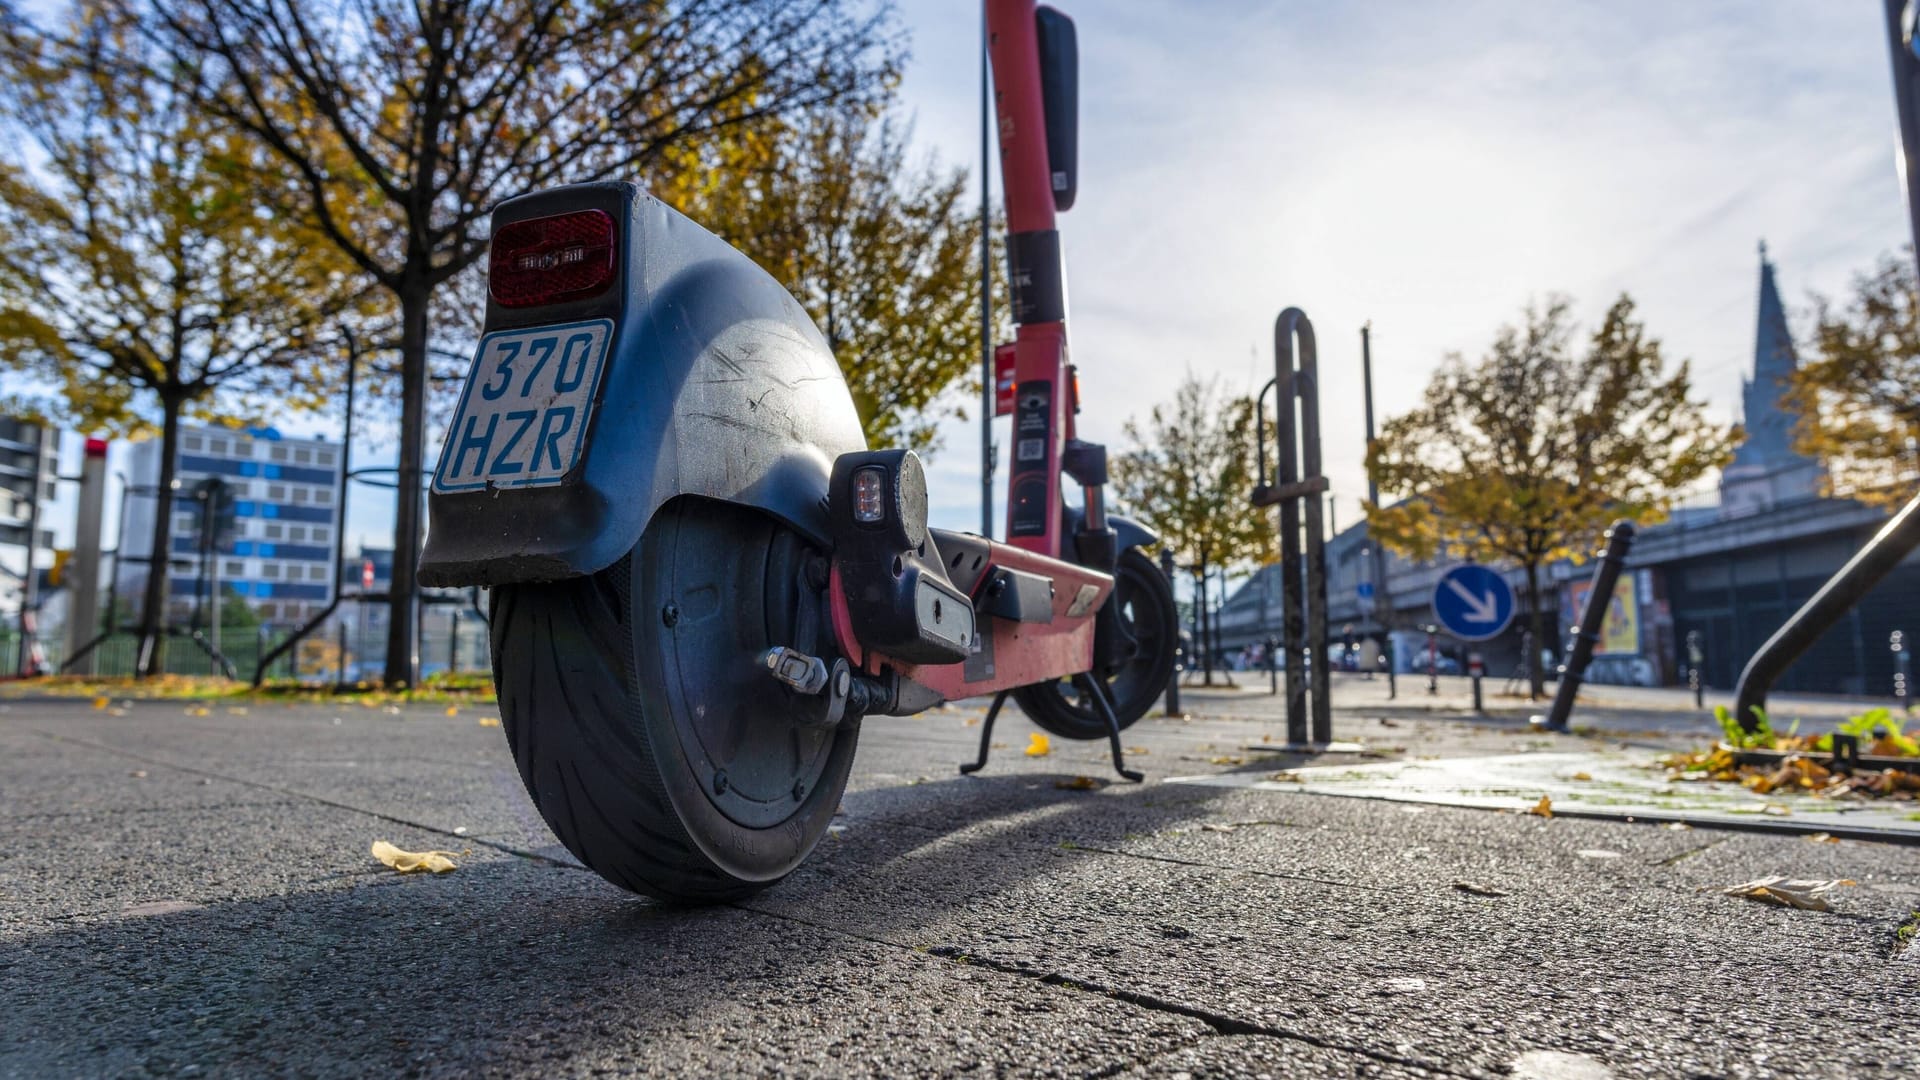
[122,425,343,624]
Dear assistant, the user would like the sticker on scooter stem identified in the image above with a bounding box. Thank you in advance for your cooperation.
[1009,382,1052,537]
[434,318,614,493]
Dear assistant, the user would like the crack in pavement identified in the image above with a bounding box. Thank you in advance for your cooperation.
[22,728,570,868]
[731,901,1482,1079]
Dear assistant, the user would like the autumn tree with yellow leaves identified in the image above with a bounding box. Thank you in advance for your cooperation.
[0,5,377,675]
[1366,296,1737,697]
[1112,375,1273,684]
[147,0,902,684]
[1786,252,1920,504]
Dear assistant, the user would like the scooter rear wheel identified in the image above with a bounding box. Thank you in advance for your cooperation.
[490,497,856,903]
[1011,547,1178,740]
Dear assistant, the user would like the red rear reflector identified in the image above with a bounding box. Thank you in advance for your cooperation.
[489,210,617,308]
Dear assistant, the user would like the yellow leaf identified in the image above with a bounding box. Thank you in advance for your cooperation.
[91,696,110,710]
[1024,732,1051,757]
[477,716,501,728]
[1528,795,1553,818]
[1569,771,1592,781]
[445,706,459,717]
[1210,755,1245,766]
[370,840,459,874]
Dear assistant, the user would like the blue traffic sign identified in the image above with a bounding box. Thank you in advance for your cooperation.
[1430,564,1515,642]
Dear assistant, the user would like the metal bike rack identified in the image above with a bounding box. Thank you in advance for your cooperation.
[1728,2,1920,729]
[1252,307,1331,746]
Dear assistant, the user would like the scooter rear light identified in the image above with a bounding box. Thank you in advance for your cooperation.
[853,467,887,523]
[489,210,617,308]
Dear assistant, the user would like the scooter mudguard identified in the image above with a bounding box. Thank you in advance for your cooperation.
[419,182,866,588]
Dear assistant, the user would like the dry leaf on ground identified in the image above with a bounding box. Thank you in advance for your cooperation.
[1210,755,1246,766]
[477,716,502,728]
[370,840,460,874]
[92,696,109,710]
[1025,733,1051,757]
[1723,875,1855,911]
[1527,795,1553,818]
[1453,881,1508,897]
[1054,776,1105,791]
[1569,771,1592,781]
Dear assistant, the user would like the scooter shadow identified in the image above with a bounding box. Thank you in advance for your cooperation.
[0,771,1238,1075]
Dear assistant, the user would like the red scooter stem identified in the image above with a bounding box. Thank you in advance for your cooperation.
[987,0,1073,559]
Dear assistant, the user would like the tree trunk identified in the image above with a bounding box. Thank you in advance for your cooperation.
[1525,559,1545,700]
[1196,562,1213,686]
[384,283,431,687]
[136,398,184,677]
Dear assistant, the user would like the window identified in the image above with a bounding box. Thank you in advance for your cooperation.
[310,487,332,507]
[315,449,334,468]
[234,439,253,458]
[183,435,203,452]
[224,559,245,577]
[294,447,312,464]
[292,487,309,504]
[268,484,287,501]
[262,563,281,579]
[271,446,289,462]
[208,437,227,455]
[311,526,329,544]
[309,564,328,581]
[176,513,197,532]
[289,525,307,542]
[264,523,283,540]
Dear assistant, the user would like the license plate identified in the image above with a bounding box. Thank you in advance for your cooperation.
[433,319,614,493]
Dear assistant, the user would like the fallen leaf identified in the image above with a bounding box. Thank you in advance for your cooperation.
[1054,776,1105,791]
[128,769,147,779]
[91,696,109,710]
[1802,832,1839,844]
[370,840,459,874]
[1528,795,1553,818]
[1024,732,1051,757]
[477,716,502,728]
[1569,771,1592,781]
[1453,881,1508,897]
[1125,746,1150,755]
[1210,755,1246,766]
[1723,875,1855,911]
[963,717,979,726]
[1200,823,1236,833]
[1664,821,1693,831]
[226,707,248,716]
[445,706,459,717]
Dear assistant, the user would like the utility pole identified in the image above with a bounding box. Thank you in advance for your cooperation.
[979,6,995,538]
[1362,323,1396,699]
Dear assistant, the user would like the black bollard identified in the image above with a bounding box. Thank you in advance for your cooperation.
[1159,549,1182,717]
[1894,630,1909,708]
[1686,630,1704,709]
[1535,520,1637,732]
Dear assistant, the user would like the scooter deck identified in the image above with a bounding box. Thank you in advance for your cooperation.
[829,528,1111,705]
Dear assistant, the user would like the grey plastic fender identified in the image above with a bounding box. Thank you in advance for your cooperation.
[419,182,867,587]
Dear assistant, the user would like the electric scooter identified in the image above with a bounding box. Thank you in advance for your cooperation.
[419,0,1179,903]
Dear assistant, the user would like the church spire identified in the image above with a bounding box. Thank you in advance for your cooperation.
[1721,242,1824,511]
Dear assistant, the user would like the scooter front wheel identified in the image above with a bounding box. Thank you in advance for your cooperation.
[490,498,856,903]
[1011,547,1179,740]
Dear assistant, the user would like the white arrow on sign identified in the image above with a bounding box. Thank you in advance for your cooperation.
[1445,578,1502,623]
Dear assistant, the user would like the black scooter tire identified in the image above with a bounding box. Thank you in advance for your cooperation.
[1010,547,1179,741]
[490,498,857,903]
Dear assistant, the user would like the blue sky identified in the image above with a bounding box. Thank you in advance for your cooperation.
[27,0,1915,567]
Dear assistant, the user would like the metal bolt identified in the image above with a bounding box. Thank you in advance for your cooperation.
[661,603,679,627]
[792,781,806,802]
[712,770,728,795]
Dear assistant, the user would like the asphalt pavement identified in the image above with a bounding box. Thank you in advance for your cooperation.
[3,679,1917,1078]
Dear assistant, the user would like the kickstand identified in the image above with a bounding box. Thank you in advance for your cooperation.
[1073,674,1145,783]
[959,690,1011,775]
